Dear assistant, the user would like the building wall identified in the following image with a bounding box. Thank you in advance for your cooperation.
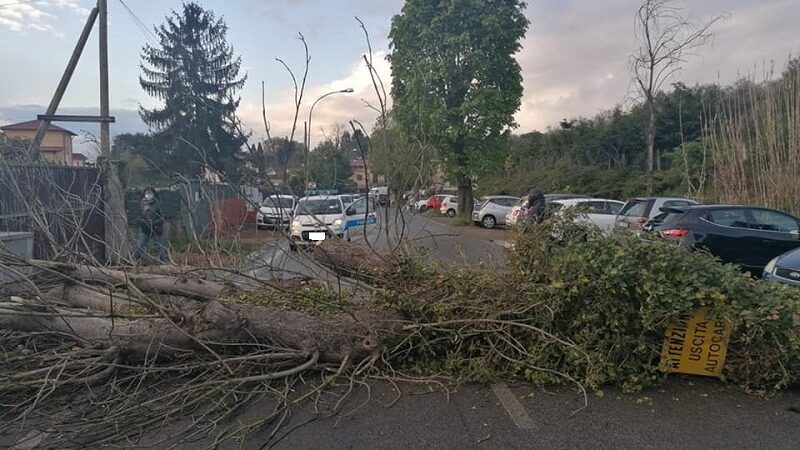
[2,129,72,165]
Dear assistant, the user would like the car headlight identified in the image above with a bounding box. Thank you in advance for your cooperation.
[764,256,779,275]
[291,220,301,232]
[332,218,343,229]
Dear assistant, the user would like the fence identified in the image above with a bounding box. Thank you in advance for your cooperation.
[0,164,105,260]
[125,180,249,241]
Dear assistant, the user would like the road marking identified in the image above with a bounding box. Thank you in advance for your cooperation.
[491,383,536,430]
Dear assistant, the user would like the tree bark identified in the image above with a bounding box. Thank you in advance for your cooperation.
[457,182,474,217]
[34,260,228,301]
[0,298,382,362]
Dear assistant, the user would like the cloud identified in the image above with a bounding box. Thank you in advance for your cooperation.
[239,50,392,145]
[0,0,88,34]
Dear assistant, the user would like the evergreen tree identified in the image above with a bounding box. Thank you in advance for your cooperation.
[139,2,247,177]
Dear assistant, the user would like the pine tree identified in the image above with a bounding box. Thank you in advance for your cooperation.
[139,2,247,177]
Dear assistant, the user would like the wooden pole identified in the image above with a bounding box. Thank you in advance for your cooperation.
[99,0,110,159]
[28,6,99,160]
[98,0,129,263]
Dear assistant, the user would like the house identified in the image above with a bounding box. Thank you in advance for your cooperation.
[71,153,88,167]
[0,120,77,165]
[349,158,385,191]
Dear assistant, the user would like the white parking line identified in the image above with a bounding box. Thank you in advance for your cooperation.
[491,383,537,430]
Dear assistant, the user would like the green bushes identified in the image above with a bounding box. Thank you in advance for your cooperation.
[383,216,800,391]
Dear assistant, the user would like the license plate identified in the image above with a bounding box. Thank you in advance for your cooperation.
[619,222,629,228]
[308,232,326,241]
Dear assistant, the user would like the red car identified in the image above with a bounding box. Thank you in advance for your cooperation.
[426,194,447,211]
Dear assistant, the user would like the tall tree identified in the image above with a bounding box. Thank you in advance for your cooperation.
[631,0,722,181]
[389,0,529,215]
[307,140,353,191]
[139,2,247,178]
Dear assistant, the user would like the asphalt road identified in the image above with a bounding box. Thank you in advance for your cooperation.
[250,207,506,278]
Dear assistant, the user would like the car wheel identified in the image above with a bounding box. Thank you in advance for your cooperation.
[446,209,456,217]
[289,243,297,252]
[420,205,427,212]
[482,215,496,229]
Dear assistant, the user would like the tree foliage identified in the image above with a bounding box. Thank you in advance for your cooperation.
[307,140,353,191]
[389,0,529,213]
[139,2,247,178]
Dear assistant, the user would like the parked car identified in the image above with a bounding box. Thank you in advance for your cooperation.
[257,195,296,229]
[290,195,378,247]
[506,194,591,227]
[472,195,520,228]
[426,194,448,212]
[548,198,625,235]
[616,197,697,232]
[655,204,800,274]
[764,247,800,286]
[439,195,458,217]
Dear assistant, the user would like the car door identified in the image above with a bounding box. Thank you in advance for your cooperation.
[585,200,616,233]
[743,208,800,269]
[345,197,379,242]
[495,198,516,224]
[700,208,758,268]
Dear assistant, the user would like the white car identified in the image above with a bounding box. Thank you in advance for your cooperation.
[549,198,625,235]
[257,195,296,229]
[439,195,459,217]
[472,195,520,229]
[290,195,378,247]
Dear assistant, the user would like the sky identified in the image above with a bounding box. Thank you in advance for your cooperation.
[1,0,799,157]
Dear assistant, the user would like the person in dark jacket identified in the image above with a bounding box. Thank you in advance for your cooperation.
[133,187,166,263]
[526,187,546,224]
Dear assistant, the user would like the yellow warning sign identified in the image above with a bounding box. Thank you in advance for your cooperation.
[660,309,731,377]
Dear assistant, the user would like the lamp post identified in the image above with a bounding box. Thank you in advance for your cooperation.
[305,88,354,190]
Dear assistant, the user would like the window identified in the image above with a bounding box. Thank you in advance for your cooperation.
[608,202,624,215]
[620,199,653,217]
[586,201,608,214]
[746,209,800,233]
[708,209,750,228]
[356,174,363,181]
[264,196,295,208]
[663,200,694,208]
[349,199,368,215]
[296,198,341,216]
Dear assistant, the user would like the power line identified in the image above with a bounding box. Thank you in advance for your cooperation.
[117,0,157,45]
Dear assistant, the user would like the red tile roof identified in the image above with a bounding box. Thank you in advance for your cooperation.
[0,119,77,136]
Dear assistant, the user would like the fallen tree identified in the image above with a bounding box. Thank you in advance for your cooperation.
[2,216,800,447]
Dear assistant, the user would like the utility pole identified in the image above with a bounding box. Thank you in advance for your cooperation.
[31,0,129,264]
[98,0,130,263]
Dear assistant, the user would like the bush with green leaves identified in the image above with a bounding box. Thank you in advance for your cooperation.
[382,213,800,392]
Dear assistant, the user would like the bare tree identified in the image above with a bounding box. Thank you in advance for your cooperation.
[631,0,724,180]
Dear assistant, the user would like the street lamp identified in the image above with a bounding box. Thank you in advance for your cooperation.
[304,88,354,190]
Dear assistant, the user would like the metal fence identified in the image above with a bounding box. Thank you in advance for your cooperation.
[0,164,105,260]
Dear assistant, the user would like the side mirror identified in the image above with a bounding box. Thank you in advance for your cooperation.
[346,207,356,216]
[792,230,800,239]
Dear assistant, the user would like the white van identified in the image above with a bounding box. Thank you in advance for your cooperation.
[290,195,378,246]
[369,186,389,206]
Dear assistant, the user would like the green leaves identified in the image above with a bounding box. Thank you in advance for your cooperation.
[389,0,529,185]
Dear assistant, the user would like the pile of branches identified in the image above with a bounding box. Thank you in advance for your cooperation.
[3,217,800,446]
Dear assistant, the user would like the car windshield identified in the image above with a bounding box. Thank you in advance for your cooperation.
[263,197,294,208]
[620,199,651,217]
[650,211,682,224]
[296,199,341,216]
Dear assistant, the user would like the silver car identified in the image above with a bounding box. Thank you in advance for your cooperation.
[472,195,520,228]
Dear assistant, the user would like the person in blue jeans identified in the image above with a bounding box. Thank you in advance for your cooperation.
[133,187,167,263]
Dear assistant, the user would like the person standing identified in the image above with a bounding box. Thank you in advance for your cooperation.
[525,187,546,224]
[133,187,167,263]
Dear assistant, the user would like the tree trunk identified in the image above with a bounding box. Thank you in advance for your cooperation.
[34,260,228,301]
[645,100,657,194]
[0,298,382,363]
[457,181,474,217]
